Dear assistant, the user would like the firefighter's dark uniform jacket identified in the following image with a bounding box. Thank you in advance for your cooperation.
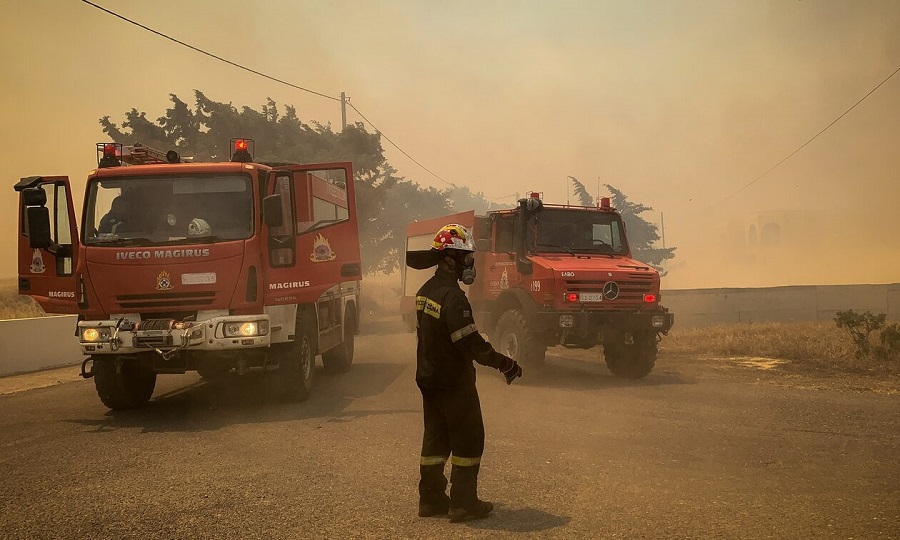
[415,265,509,510]
[415,267,509,389]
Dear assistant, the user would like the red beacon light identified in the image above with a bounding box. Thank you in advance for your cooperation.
[230,137,255,162]
[96,142,122,168]
[599,197,611,209]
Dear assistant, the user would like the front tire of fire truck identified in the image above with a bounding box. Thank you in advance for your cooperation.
[278,315,315,402]
[603,331,657,379]
[494,309,546,367]
[322,310,355,374]
[92,355,157,410]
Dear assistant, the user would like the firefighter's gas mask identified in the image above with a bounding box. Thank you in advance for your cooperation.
[447,251,476,285]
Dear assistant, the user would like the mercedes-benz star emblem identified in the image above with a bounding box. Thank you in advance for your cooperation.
[603,281,620,300]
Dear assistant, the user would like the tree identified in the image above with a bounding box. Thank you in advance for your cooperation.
[568,176,594,206]
[604,184,676,273]
[449,185,511,214]
[567,177,676,272]
[100,91,492,274]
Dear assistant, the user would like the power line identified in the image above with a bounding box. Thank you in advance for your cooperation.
[81,0,339,101]
[346,101,455,188]
[82,0,462,191]
[711,63,900,207]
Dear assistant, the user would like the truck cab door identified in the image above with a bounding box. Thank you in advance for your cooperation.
[14,176,80,313]
[262,162,361,305]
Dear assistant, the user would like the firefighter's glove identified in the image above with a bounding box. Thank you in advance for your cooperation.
[501,358,523,385]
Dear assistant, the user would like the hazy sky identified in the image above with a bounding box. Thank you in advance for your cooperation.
[1,0,898,287]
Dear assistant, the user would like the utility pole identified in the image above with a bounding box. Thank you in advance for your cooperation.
[661,212,666,248]
[340,92,347,131]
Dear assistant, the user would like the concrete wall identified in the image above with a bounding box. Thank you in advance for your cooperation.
[2,283,898,374]
[662,283,900,328]
[0,315,85,376]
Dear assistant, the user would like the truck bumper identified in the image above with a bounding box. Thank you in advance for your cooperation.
[77,315,271,356]
[540,308,675,334]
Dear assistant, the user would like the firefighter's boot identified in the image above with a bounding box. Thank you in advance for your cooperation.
[418,463,450,517]
[448,463,494,523]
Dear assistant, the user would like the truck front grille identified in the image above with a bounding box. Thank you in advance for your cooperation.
[116,291,216,310]
[565,279,653,302]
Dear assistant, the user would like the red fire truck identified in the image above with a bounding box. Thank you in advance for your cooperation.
[401,193,674,378]
[15,140,361,409]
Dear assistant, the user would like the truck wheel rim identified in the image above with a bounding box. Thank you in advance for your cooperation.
[502,333,519,360]
[300,338,312,379]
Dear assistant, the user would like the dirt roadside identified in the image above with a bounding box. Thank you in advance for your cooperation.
[0,364,86,396]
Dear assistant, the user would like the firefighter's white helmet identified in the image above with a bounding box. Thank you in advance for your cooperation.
[188,218,211,237]
[431,224,476,252]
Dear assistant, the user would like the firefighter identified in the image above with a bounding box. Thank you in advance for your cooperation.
[98,196,131,234]
[407,223,523,523]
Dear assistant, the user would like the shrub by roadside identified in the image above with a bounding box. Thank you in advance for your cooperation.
[660,321,897,376]
[0,284,47,320]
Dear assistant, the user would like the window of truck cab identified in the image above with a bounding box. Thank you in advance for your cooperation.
[534,208,628,255]
[83,174,254,246]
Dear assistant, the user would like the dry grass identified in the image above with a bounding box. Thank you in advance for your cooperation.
[661,321,898,376]
[0,279,48,320]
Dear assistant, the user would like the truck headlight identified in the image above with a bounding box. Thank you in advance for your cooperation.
[82,328,110,342]
[651,315,665,328]
[224,321,269,337]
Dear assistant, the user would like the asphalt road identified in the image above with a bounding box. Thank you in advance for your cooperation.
[1,322,898,539]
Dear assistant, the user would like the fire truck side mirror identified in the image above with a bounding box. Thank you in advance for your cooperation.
[26,206,53,249]
[516,258,533,275]
[262,194,284,228]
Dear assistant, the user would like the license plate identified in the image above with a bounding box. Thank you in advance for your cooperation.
[579,292,603,302]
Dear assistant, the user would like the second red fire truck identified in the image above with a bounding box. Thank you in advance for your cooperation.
[401,193,674,379]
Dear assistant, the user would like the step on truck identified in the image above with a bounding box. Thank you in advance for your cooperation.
[401,193,674,378]
[15,139,361,409]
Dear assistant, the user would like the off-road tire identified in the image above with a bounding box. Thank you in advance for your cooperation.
[494,309,546,366]
[603,331,657,379]
[92,355,157,410]
[322,310,355,374]
[278,314,315,402]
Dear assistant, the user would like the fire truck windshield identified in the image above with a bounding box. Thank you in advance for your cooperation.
[534,208,628,255]
[83,174,254,246]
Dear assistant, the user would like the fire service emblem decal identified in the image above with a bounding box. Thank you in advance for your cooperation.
[499,268,510,290]
[156,270,173,291]
[310,233,337,262]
